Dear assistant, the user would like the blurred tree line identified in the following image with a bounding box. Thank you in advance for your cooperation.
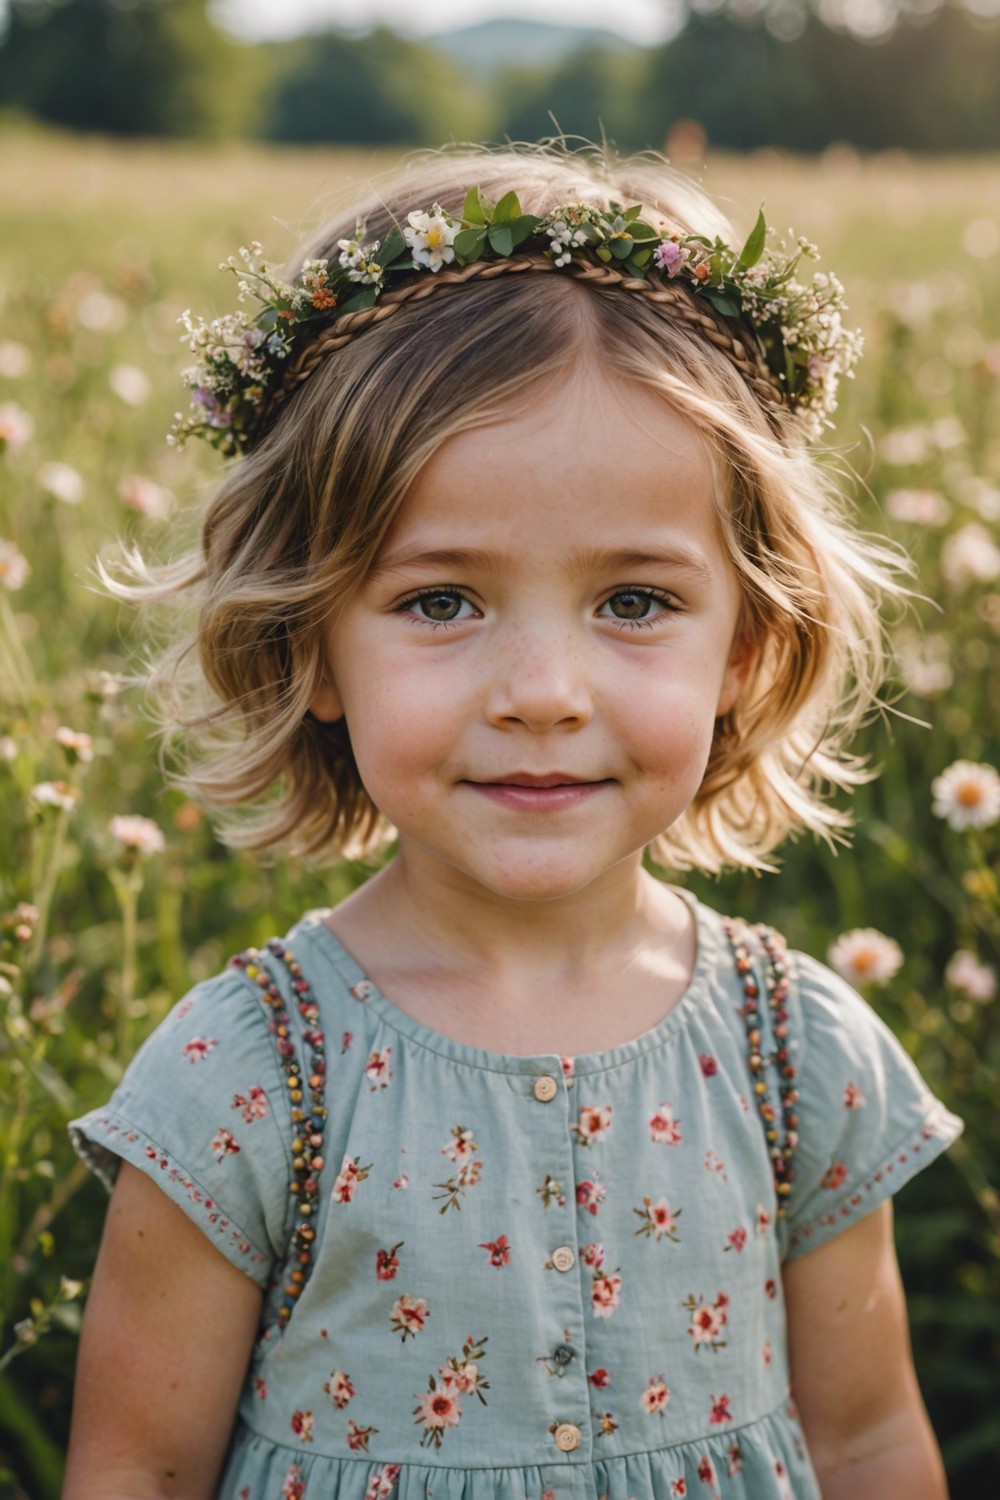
[0,0,1000,151]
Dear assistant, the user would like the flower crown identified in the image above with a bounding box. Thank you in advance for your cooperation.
[171,187,862,456]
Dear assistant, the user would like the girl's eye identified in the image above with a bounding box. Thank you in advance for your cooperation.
[401,589,477,625]
[598,587,677,625]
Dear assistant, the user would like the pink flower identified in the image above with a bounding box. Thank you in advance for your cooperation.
[757,1205,772,1235]
[254,1376,267,1400]
[581,1241,604,1268]
[697,1455,716,1484]
[641,1375,670,1415]
[442,1125,477,1165]
[323,1369,355,1408]
[182,1036,217,1063]
[648,1102,682,1145]
[282,1463,305,1500]
[843,1081,865,1110]
[699,1053,718,1077]
[478,1234,511,1267]
[364,1466,401,1500]
[211,1128,239,1162]
[365,1045,393,1090]
[762,1339,773,1368]
[574,1104,612,1144]
[560,1055,575,1078]
[591,1270,622,1318]
[588,1366,611,1388]
[822,1160,848,1191]
[654,240,689,277]
[290,1409,314,1442]
[671,1482,688,1498]
[576,1178,606,1215]
[333,1154,370,1203]
[232,1085,268,1121]
[726,1227,747,1253]
[417,1387,462,1430]
[390,1294,429,1340]
[376,1243,402,1280]
[709,1392,732,1425]
[392,1173,410,1189]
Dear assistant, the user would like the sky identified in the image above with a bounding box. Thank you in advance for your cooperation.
[211,0,685,45]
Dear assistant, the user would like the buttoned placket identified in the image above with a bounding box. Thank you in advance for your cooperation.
[529,1065,598,1500]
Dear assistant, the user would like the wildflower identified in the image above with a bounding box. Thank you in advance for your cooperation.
[945,950,997,1001]
[573,1104,612,1144]
[0,539,30,590]
[940,524,1000,589]
[827,928,903,986]
[404,207,458,272]
[323,1370,355,1408]
[30,781,80,812]
[654,240,689,277]
[55,726,93,762]
[931,760,1000,830]
[648,1102,682,1144]
[633,1195,682,1242]
[390,1293,429,1339]
[416,1384,462,1430]
[108,813,166,855]
[879,425,933,467]
[108,364,152,407]
[37,461,84,505]
[77,289,126,332]
[0,342,30,378]
[119,474,174,520]
[0,401,34,451]
[884,488,950,526]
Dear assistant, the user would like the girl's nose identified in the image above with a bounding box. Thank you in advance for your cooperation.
[484,625,594,733]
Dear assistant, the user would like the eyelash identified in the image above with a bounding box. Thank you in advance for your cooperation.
[395,585,681,631]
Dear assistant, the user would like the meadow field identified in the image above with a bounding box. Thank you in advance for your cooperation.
[1,125,999,1494]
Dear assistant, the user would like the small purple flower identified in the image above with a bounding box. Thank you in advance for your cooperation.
[194,387,233,428]
[654,240,688,278]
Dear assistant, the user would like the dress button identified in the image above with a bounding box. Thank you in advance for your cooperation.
[534,1074,558,1102]
[552,1342,575,1367]
[554,1422,581,1452]
[551,1245,575,1272]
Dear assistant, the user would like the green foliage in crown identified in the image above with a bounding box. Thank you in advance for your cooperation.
[171,188,862,456]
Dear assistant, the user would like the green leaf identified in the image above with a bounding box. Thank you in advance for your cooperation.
[462,185,488,226]
[737,207,767,271]
[621,256,650,279]
[454,226,488,263]
[493,190,522,225]
[623,204,644,223]
[630,246,653,269]
[487,224,514,256]
[625,219,659,243]
[507,214,540,248]
[379,227,407,266]
[609,235,634,260]
[704,290,741,317]
[338,285,379,314]
[596,244,613,263]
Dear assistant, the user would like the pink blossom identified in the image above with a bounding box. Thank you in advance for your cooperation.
[648,1102,682,1144]
[654,240,689,277]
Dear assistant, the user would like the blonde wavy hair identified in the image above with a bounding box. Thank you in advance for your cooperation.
[105,141,908,874]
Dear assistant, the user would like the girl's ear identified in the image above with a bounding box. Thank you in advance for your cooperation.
[308,678,344,723]
[716,630,758,718]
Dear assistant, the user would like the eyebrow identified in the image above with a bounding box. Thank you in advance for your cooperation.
[369,545,714,583]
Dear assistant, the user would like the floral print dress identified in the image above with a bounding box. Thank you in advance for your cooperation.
[70,890,962,1500]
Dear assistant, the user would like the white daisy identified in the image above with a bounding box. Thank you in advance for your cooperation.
[37,461,84,506]
[403,207,458,272]
[108,813,166,855]
[931,760,1000,830]
[827,928,903,987]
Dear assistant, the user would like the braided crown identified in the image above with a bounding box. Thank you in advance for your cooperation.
[172,189,862,456]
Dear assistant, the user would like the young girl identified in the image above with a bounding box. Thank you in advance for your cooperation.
[63,144,961,1500]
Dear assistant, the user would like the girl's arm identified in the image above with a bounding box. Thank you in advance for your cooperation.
[62,1161,263,1500]
[782,1199,948,1500]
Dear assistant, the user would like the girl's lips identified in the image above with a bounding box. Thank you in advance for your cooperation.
[465,780,613,810]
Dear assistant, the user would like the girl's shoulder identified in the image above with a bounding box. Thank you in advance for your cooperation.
[699,903,963,1261]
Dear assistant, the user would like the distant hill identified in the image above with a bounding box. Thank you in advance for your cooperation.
[427,17,638,75]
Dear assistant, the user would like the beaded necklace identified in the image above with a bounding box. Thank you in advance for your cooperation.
[722,918,800,1218]
[229,939,329,1330]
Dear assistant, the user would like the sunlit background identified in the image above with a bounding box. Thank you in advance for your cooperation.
[1,2,999,1496]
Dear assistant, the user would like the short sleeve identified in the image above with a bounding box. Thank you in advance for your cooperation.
[779,952,963,1262]
[69,970,293,1286]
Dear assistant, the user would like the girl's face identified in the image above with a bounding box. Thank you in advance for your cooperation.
[310,367,751,904]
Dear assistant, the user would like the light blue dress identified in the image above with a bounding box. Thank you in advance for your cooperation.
[70,891,962,1500]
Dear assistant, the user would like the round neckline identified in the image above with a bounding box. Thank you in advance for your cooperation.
[289,886,723,1078]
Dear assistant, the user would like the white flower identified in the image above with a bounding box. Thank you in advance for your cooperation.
[945,950,996,1002]
[931,760,1000,831]
[878,425,933,467]
[403,207,458,272]
[0,401,34,451]
[37,461,84,506]
[0,342,31,378]
[884,488,950,527]
[0,736,17,762]
[55,726,94,762]
[108,364,152,407]
[119,474,173,520]
[76,290,127,333]
[940,524,1000,589]
[108,813,166,855]
[827,928,903,987]
[30,781,81,812]
[0,539,30,590]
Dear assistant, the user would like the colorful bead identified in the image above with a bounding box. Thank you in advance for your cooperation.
[723,918,799,1219]
[230,940,328,1330]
